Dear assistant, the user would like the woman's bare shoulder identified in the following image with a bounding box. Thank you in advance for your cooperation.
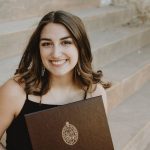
[92,83,106,97]
[0,77,25,97]
[91,83,108,114]
[0,77,26,114]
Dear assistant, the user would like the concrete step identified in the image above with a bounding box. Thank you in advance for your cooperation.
[108,81,150,150]
[144,142,150,150]
[0,54,21,84]
[104,44,150,111]
[0,0,99,22]
[0,5,136,60]
[74,5,136,32]
[123,122,150,150]
[91,23,150,67]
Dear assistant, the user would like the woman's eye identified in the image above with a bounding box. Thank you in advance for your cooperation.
[41,42,53,47]
[62,41,72,46]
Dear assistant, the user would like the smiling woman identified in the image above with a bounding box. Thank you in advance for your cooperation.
[0,10,111,150]
[39,23,79,77]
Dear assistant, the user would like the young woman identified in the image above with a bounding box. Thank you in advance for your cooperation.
[0,10,110,150]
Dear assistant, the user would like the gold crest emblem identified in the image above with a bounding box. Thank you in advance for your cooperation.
[62,122,79,145]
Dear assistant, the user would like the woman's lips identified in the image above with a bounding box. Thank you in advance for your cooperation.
[49,59,68,67]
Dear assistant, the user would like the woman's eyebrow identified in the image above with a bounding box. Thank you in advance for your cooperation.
[40,36,72,41]
[60,36,72,40]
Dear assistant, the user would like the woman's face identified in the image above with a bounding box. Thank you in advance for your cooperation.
[39,23,79,77]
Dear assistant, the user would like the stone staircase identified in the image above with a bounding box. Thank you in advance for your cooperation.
[0,1,150,149]
[108,81,150,150]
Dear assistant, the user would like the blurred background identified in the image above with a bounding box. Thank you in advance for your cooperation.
[0,0,150,149]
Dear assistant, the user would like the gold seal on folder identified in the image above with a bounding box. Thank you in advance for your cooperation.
[62,122,79,145]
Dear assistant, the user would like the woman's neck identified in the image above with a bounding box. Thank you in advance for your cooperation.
[50,72,76,89]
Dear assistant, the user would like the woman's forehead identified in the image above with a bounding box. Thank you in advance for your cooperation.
[40,23,72,40]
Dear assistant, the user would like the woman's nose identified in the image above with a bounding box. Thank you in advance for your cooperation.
[52,45,62,57]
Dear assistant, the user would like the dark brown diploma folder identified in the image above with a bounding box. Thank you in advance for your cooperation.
[25,96,114,150]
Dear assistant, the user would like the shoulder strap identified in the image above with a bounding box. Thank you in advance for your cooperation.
[83,89,87,100]
[26,93,28,100]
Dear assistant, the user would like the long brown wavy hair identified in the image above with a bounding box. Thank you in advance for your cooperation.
[14,10,111,96]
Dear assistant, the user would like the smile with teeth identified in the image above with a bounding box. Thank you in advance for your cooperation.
[50,59,68,65]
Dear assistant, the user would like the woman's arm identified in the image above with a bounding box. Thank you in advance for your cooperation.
[0,142,6,150]
[0,79,25,140]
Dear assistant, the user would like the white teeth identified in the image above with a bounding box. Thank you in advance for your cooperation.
[50,60,67,65]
